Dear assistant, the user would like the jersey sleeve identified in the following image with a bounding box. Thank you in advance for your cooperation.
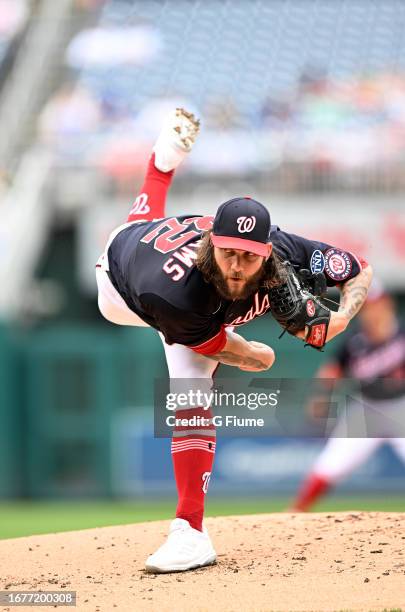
[140,293,227,355]
[272,229,368,287]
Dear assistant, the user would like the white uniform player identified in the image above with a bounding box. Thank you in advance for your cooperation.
[291,283,405,511]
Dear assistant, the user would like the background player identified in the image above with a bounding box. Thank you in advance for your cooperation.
[290,282,405,512]
[96,108,372,573]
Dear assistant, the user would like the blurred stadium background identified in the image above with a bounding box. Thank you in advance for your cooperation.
[0,0,404,538]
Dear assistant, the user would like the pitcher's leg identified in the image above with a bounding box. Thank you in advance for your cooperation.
[96,267,150,326]
[145,338,218,573]
[127,108,200,222]
[161,337,218,532]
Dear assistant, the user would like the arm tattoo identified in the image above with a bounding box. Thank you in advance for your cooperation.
[339,266,372,320]
[206,350,268,370]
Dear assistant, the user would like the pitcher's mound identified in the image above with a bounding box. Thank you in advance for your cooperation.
[0,512,404,612]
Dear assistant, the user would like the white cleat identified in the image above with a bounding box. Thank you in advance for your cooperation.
[153,108,200,172]
[145,518,216,573]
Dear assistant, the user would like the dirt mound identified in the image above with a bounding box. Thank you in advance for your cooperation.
[0,512,404,612]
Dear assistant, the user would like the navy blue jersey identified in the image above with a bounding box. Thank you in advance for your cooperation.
[107,215,364,354]
[336,326,405,400]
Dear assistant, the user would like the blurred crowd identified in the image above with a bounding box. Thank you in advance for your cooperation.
[0,0,28,49]
[37,67,405,190]
[3,0,404,193]
[0,0,28,85]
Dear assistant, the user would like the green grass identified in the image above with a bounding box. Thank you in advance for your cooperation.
[0,495,403,539]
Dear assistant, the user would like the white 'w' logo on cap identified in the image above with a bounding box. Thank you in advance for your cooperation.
[237,216,256,233]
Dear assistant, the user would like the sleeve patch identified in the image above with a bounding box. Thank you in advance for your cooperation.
[310,249,325,274]
[324,248,352,281]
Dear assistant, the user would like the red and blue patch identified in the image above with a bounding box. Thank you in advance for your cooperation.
[324,248,352,281]
[310,249,325,274]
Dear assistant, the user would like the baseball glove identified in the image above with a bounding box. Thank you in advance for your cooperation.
[268,262,331,350]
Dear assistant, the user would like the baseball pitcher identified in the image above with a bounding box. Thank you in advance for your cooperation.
[96,109,373,572]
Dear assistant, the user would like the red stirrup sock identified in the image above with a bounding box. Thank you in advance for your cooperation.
[127,153,174,222]
[171,408,216,532]
[291,473,330,512]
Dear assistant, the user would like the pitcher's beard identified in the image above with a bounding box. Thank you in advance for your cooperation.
[212,265,265,301]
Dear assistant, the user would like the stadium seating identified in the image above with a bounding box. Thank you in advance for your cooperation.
[33,0,405,190]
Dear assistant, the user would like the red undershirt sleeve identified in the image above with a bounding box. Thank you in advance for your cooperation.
[189,326,227,355]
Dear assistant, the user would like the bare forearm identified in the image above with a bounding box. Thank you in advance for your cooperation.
[207,349,269,369]
[206,330,275,371]
[338,264,373,321]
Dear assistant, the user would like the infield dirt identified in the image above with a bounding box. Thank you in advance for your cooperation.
[0,512,404,612]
